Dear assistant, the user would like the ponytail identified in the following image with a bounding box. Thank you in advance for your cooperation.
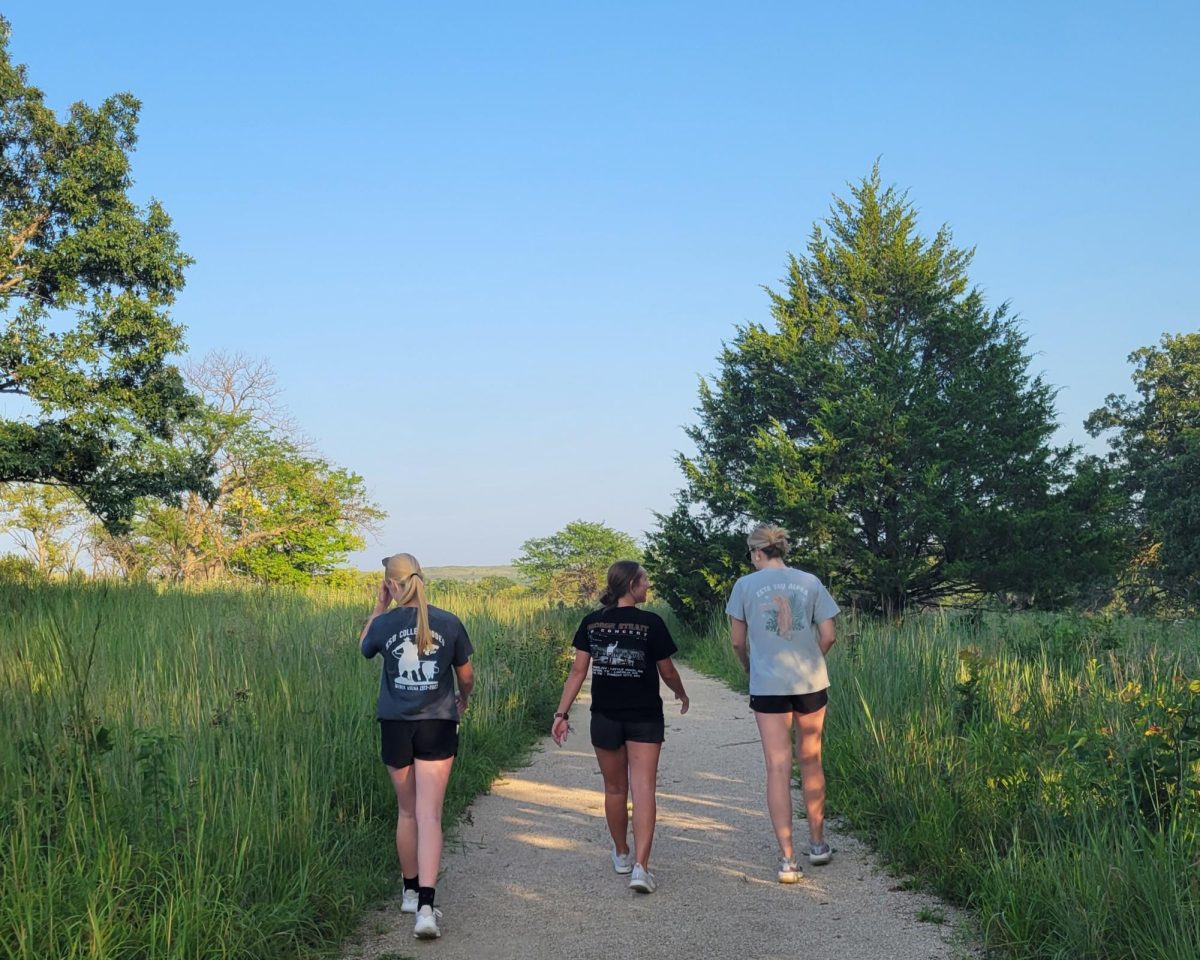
[382,552,434,654]
[600,560,643,608]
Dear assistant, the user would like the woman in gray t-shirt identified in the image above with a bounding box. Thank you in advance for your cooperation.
[359,553,475,940]
[726,523,839,882]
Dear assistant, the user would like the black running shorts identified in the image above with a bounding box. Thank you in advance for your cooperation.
[590,710,665,750]
[748,689,829,715]
[379,719,459,768]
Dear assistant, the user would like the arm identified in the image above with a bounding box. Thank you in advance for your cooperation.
[817,617,836,656]
[358,581,391,654]
[454,660,475,714]
[551,649,591,745]
[730,616,750,673]
[657,658,689,714]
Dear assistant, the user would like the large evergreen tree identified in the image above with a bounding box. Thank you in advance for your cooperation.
[0,19,208,529]
[648,168,1121,617]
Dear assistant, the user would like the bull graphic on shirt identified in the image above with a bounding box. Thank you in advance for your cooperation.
[391,637,440,684]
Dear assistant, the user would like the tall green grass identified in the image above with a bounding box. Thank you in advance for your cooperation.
[0,580,575,960]
[676,609,1200,959]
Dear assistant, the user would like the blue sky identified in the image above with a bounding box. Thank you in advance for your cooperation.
[3,2,1197,566]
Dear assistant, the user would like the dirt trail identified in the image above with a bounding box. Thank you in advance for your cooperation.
[344,664,977,960]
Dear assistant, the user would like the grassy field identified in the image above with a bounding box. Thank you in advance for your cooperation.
[675,609,1200,960]
[0,580,575,960]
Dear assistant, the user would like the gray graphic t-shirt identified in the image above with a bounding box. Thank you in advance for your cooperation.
[725,567,840,696]
[360,605,473,721]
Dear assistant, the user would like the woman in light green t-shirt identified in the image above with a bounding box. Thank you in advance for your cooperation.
[726,523,839,883]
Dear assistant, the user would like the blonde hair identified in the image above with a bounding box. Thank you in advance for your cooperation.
[747,523,790,560]
[382,553,434,655]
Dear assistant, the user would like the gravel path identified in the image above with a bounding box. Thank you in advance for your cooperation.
[344,664,978,960]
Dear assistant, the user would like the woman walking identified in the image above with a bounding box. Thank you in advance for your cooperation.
[726,524,839,882]
[551,561,689,894]
[360,553,474,939]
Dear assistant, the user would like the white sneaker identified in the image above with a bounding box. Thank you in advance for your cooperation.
[413,905,442,939]
[400,888,419,914]
[777,856,802,883]
[628,863,656,893]
[611,844,634,875]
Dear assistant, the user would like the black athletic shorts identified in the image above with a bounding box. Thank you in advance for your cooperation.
[590,710,665,750]
[749,689,829,715]
[379,719,459,768]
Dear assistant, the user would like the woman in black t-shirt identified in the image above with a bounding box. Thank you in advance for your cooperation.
[551,561,690,894]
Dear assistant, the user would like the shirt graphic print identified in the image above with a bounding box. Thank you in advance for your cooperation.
[572,606,677,721]
[590,620,650,679]
[385,627,444,691]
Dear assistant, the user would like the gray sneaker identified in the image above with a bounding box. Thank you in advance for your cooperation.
[777,856,802,883]
[400,888,419,914]
[808,841,832,865]
[628,863,656,893]
[611,844,634,875]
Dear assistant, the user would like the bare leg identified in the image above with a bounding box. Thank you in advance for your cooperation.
[387,764,417,878]
[413,756,454,888]
[626,740,663,868]
[755,710,796,859]
[794,706,827,845]
[593,745,630,856]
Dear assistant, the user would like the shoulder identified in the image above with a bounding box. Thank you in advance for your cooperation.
[428,605,466,630]
[790,568,827,589]
[578,607,605,626]
[638,609,668,629]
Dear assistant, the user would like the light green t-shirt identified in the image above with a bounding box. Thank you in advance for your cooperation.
[725,567,840,696]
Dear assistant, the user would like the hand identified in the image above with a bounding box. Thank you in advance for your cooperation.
[373,581,390,614]
[551,715,570,746]
[455,692,469,716]
[676,692,690,715]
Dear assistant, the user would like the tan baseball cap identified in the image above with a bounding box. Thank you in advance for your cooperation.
[381,553,422,580]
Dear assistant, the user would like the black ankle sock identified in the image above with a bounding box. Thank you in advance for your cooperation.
[418,886,435,910]
[403,875,419,892]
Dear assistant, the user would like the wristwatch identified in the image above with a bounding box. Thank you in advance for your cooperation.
[554,711,569,721]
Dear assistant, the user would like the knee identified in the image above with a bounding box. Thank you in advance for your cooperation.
[603,779,629,798]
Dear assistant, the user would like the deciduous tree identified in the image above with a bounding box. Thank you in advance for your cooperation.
[0,19,208,529]
[514,520,640,602]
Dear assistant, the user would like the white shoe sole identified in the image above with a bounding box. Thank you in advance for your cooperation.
[808,851,832,866]
[413,924,441,940]
[777,870,802,883]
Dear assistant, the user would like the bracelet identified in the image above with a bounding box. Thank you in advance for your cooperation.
[554,711,569,721]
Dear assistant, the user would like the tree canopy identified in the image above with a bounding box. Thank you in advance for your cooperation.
[513,520,640,603]
[89,352,384,584]
[648,167,1122,617]
[0,19,208,529]
[1088,332,1200,611]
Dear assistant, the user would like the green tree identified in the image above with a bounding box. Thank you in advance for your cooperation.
[0,482,88,574]
[649,167,1122,616]
[513,520,640,602]
[0,20,208,530]
[99,352,383,583]
[1087,333,1200,611]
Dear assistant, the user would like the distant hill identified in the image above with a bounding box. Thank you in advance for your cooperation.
[422,565,520,583]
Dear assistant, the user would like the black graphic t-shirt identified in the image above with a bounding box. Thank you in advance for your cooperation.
[360,605,473,721]
[572,606,678,721]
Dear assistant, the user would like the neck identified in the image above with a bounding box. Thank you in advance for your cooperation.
[760,559,786,570]
[616,596,638,608]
